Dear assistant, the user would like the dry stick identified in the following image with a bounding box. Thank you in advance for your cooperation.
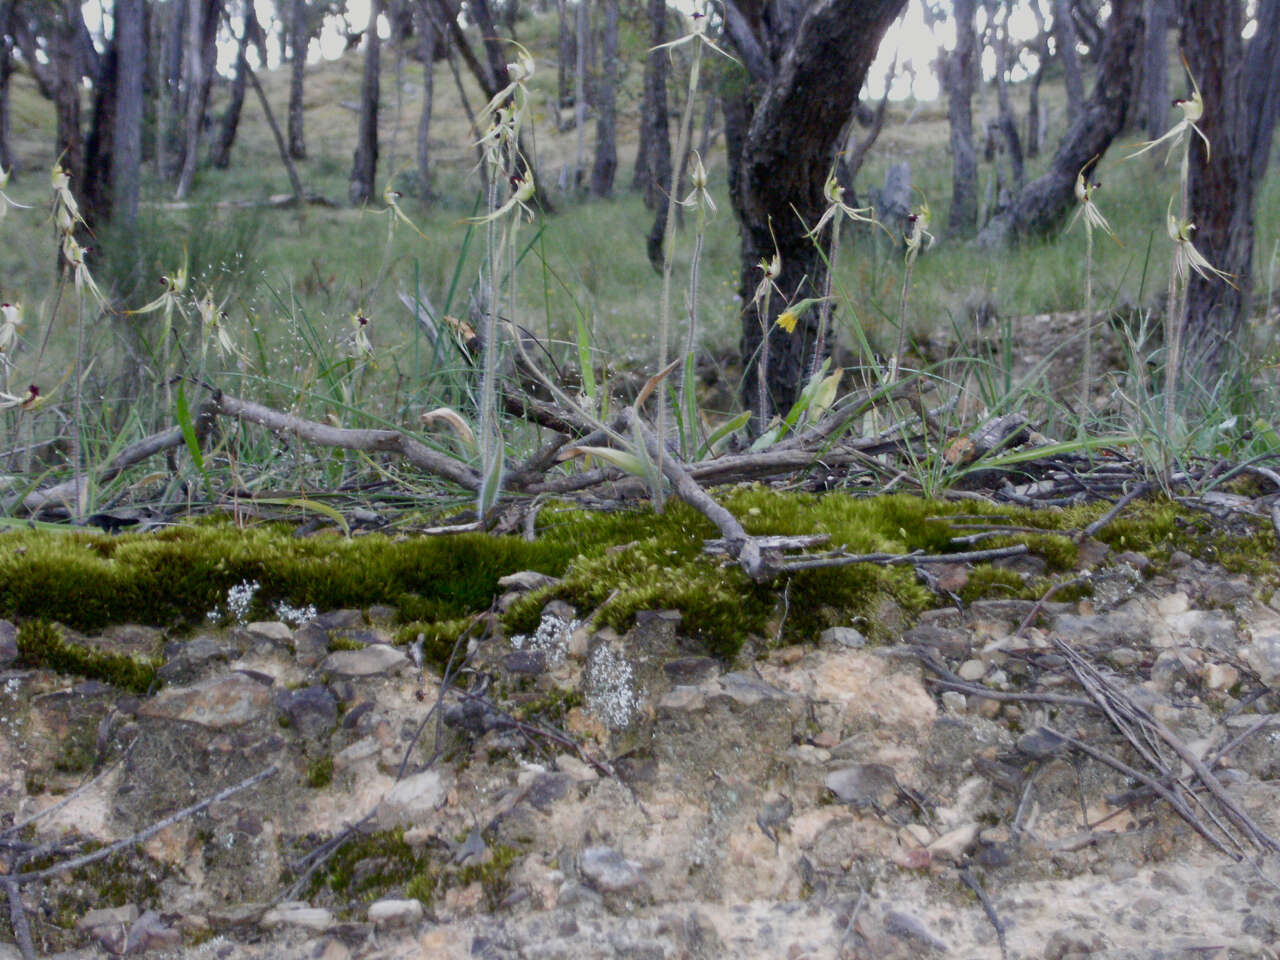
[1041,726,1237,859]
[1080,481,1152,539]
[1055,637,1279,855]
[5,879,34,960]
[211,391,481,491]
[9,765,278,885]
[959,866,1008,960]
[774,543,1028,574]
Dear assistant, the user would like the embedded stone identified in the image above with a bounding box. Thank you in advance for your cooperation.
[367,899,424,927]
[579,846,642,893]
[321,645,409,677]
[377,769,449,829]
[139,674,271,729]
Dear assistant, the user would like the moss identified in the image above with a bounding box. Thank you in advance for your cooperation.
[307,827,428,907]
[328,634,366,652]
[514,688,584,725]
[6,491,1269,666]
[16,620,160,694]
[305,755,335,789]
[456,843,521,910]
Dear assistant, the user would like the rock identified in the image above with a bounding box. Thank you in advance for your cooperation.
[292,623,331,666]
[368,898,424,927]
[497,571,559,592]
[247,621,293,642]
[1017,726,1068,759]
[928,822,978,863]
[941,690,966,713]
[139,673,271,728]
[502,650,546,675]
[157,633,232,684]
[1043,927,1107,959]
[819,626,867,649]
[1157,592,1190,616]
[124,908,182,953]
[957,659,986,681]
[1243,632,1280,684]
[903,624,968,659]
[277,684,338,739]
[579,846,643,893]
[0,618,17,665]
[662,657,720,684]
[825,764,897,808]
[884,908,948,952]
[321,645,409,677]
[377,769,449,828]
[1202,662,1239,691]
[261,903,335,931]
[76,903,140,932]
[314,609,364,630]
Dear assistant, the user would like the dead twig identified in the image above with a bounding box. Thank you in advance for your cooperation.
[9,764,278,885]
[5,879,35,960]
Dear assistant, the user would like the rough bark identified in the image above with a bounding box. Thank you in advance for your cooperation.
[1245,0,1280,187]
[945,0,979,236]
[1052,0,1084,126]
[727,0,908,420]
[556,0,571,105]
[636,0,671,209]
[349,0,382,205]
[978,0,1142,247]
[82,20,119,230]
[288,0,308,160]
[413,0,438,196]
[1025,0,1050,158]
[53,1,84,190]
[1139,0,1168,139]
[589,0,618,196]
[573,0,588,186]
[1180,0,1279,379]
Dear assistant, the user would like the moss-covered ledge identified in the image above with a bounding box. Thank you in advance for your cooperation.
[2,489,1273,664]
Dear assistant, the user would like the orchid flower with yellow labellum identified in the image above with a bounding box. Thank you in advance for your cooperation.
[750,252,782,309]
[60,235,107,308]
[903,203,934,265]
[1068,166,1119,243]
[1127,57,1210,163]
[1167,207,1236,289]
[0,302,22,354]
[808,173,879,239]
[197,288,242,362]
[469,174,537,224]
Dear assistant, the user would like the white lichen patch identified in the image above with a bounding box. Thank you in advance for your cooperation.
[273,600,318,626]
[510,613,578,669]
[208,579,260,625]
[584,643,640,729]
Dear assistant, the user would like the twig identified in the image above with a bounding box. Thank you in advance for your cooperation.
[9,765,278,884]
[5,880,35,960]
[959,866,1008,960]
[1081,481,1151,539]
[774,543,1028,574]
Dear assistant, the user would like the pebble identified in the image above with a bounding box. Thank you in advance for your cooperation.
[367,898,425,927]
[320,644,409,677]
[579,846,643,893]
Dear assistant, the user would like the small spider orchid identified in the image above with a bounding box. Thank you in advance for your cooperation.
[381,169,428,241]
[0,383,41,411]
[903,202,934,266]
[1068,161,1119,243]
[750,252,782,308]
[1167,207,1236,289]
[347,311,374,358]
[681,152,716,215]
[50,162,82,231]
[469,174,537,224]
[197,289,242,362]
[479,42,536,126]
[129,255,190,342]
[1127,57,1210,163]
[60,235,107,308]
[808,173,879,239]
[652,9,737,63]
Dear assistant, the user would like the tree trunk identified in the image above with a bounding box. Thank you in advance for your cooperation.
[1139,0,1168,139]
[211,3,256,169]
[589,0,617,196]
[1052,0,1084,126]
[1180,0,1280,380]
[413,0,438,196]
[573,0,588,187]
[978,0,1142,247]
[113,0,145,224]
[989,0,1024,191]
[637,0,670,209]
[174,0,222,200]
[53,1,84,190]
[1024,0,1050,158]
[0,1,14,176]
[945,0,979,237]
[82,18,119,230]
[727,0,907,421]
[1246,0,1280,187]
[288,0,308,160]
[556,0,571,106]
[350,0,382,205]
